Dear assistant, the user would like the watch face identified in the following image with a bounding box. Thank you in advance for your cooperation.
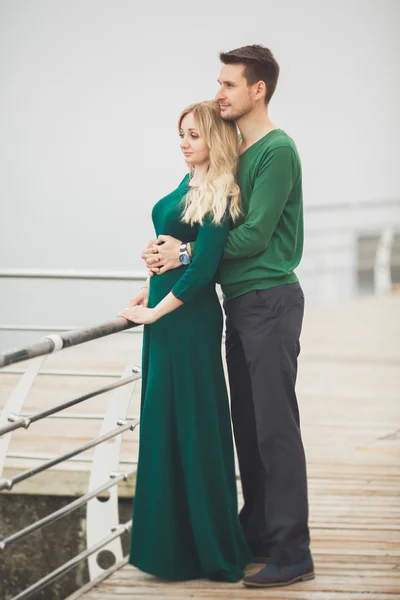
[179,253,191,265]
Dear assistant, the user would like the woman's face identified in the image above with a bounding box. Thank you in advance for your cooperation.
[179,112,209,167]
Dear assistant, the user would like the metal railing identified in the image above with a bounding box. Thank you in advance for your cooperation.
[0,317,141,600]
[0,269,148,281]
[0,317,137,369]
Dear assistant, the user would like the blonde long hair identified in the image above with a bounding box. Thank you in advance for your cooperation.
[179,100,241,225]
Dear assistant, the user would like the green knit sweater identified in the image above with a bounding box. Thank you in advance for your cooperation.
[218,129,303,300]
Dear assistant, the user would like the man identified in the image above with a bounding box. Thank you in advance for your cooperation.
[141,45,313,588]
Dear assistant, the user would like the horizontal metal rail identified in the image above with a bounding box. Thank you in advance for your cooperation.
[11,520,132,600]
[359,256,400,269]
[0,369,123,378]
[0,370,141,436]
[1,412,137,422]
[0,256,397,289]
[6,451,137,465]
[0,324,142,333]
[0,318,139,368]
[302,197,400,211]
[0,419,139,492]
[0,469,135,551]
[0,269,147,281]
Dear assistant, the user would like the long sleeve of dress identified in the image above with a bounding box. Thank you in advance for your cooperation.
[171,216,230,303]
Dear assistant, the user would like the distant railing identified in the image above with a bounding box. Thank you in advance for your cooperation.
[0,318,141,600]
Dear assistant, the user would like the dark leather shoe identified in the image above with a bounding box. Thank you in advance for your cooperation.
[252,556,270,564]
[243,553,314,588]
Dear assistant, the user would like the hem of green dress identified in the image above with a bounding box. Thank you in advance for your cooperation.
[128,556,246,583]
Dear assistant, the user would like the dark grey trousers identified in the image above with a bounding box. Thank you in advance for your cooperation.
[224,282,310,566]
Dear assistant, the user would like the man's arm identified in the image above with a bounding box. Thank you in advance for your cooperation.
[141,145,297,270]
[223,145,298,259]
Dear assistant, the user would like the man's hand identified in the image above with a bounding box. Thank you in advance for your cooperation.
[141,235,182,275]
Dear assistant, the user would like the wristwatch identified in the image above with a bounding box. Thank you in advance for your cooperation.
[179,243,191,265]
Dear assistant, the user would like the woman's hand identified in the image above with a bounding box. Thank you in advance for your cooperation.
[142,235,182,275]
[141,239,159,277]
[117,305,157,325]
[129,286,149,308]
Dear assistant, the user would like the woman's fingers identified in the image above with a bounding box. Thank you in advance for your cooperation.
[118,308,136,322]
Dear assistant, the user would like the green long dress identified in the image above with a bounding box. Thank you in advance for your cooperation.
[129,175,252,581]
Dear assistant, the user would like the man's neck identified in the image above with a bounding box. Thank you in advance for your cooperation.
[236,106,278,154]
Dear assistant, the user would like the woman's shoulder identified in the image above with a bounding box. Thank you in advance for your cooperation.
[178,173,190,188]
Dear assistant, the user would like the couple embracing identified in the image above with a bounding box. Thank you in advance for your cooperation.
[118,44,313,589]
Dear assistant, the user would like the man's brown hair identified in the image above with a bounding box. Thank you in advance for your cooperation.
[219,44,280,104]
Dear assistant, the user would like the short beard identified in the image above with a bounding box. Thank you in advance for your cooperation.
[220,101,253,122]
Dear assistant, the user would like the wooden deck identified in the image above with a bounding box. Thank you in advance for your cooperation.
[1,295,400,598]
[62,294,400,599]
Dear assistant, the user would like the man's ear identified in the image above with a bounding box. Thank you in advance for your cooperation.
[254,80,267,101]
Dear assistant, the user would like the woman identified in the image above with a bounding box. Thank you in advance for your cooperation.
[118,100,251,581]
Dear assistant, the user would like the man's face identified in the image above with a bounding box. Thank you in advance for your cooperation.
[215,63,255,121]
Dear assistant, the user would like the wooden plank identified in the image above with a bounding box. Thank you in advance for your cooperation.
[77,592,399,600]
[65,558,129,600]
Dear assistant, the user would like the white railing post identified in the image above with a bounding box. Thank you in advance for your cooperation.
[374,227,394,296]
[86,362,140,580]
[0,356,47,477]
